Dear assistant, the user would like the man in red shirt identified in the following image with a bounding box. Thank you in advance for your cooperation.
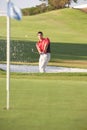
[36,31,51,73]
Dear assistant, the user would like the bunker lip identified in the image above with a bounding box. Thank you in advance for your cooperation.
[0,64,87,73]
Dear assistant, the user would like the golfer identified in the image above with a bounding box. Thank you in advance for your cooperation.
[36,31,51,73]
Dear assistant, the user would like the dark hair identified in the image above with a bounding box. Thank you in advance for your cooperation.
[37,31,43,36]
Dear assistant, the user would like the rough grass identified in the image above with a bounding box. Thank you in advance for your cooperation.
[0,70,87,81]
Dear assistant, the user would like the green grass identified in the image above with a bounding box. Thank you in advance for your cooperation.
[0,8,87,67]
[0,8,87,43]
[0,74,87,130]
[0,9,87,130]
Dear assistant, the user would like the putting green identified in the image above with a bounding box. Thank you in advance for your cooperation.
[0,77,87,130]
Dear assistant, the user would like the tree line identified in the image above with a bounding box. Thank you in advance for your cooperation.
[22,0,78,15]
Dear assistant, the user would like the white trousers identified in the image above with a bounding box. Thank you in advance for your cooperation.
[39,53,51,73]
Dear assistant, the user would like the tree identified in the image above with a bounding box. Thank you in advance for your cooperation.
[48,0,70,9]
[39,0,78,9]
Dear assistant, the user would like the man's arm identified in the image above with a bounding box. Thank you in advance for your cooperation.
[36,44,42,54]
[43,43,48,53]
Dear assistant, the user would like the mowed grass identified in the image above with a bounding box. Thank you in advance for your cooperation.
[0,8,87,67]
[0,74,87,130]
[0,8,87,130]
[0,8,87,43]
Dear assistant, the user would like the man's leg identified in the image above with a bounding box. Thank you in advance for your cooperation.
[39,53,50,73]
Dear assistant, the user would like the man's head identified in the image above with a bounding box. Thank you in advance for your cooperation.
[37,31,43,40]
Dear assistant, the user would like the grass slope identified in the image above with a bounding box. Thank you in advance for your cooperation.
[0,8,87,43]
[0,8,87,68]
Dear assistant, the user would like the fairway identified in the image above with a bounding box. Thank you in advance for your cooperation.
[0,75,87,130]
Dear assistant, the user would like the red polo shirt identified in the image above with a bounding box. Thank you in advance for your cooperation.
[37,38,50,53]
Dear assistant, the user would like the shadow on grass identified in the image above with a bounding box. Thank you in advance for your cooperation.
[0,39,87,62]
[51,42,87,61]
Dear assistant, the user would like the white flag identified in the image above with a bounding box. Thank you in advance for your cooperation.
[7,1,22,20]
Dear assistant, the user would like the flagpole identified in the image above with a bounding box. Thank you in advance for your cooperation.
[6,0,22,110]
[6,0,10,110]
